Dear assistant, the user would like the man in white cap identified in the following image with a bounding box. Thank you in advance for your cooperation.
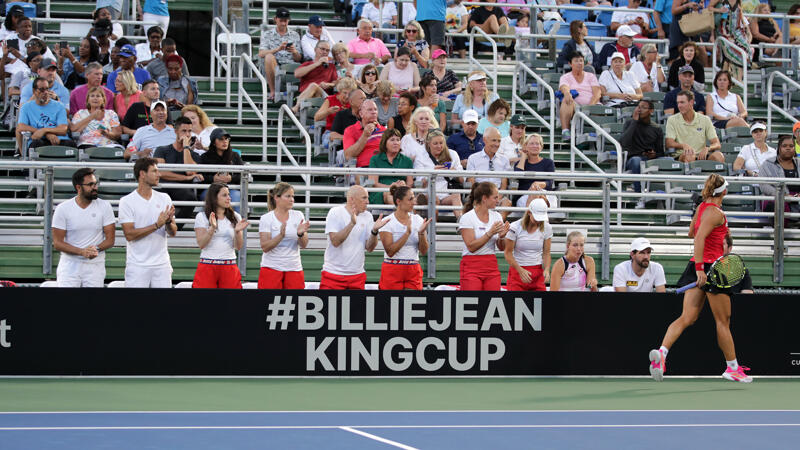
[613,237,666,292]
[597,25,640,71]
[610,0,651,37]
[598,52,643,107]
[447,109,485,168]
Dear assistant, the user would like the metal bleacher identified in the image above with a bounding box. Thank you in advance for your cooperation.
[0,1,799,288]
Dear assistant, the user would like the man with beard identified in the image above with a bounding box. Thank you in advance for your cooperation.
[52,168,116,287]
[613,237,666,292]
[619,99,664,202]
[119,157,177,287]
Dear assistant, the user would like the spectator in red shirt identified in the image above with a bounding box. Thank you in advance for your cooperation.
[343,99,386,168]
[291,41,338,114]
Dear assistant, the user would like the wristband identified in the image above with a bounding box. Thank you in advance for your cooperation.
[371,229,379,236]
[695,262,704,271]
[297,231,305,237]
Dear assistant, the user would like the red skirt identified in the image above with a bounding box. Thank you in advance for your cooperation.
[459,254,501,291]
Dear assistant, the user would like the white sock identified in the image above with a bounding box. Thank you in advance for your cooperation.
[659,346,669,357]
[726,359,738,370]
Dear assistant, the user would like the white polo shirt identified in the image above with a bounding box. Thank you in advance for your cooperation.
[506,219,553,266]
[323,205,374,275]
[466,150,511,188]
[612,259,666,292]
[259,209,305,272]
[598,69,641,106]
[118,189,173,267]
[458,209,503,256]
[195,211,242,261]
[52,197,116,264]
[379,212,425,261]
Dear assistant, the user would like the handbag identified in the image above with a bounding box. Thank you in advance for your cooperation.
[679,9,714,37]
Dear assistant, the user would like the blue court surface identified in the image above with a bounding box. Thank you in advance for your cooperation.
[1,410,798,449]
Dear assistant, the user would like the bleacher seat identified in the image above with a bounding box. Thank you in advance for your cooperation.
[83,146,126,161]
[688,160,726,175]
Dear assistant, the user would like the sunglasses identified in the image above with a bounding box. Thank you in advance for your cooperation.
[34,87,49,92]
[80,182,99,187]
[405,29,418,33]
[364,71,377,76]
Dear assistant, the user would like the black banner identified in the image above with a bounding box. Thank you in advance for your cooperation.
[0,288,798,376]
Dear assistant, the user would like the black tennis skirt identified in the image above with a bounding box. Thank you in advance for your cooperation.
[676,261,734,295]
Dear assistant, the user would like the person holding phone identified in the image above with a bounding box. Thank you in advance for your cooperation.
[198,128,245,212]
[58,38,100,89]
[258,7,302,101]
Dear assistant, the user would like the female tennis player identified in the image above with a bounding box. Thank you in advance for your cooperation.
[549,230,597,292]
[649,174,752,383]
[258,182,311,289]
[504,198,552,291]
[458,181,510,290]
[378,184,432,290]
[192,183,249,288]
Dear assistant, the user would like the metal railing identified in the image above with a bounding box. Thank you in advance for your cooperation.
[766,71,800,136]
[744,13,800,70]
[32,17,157,41]
[276,105,313,218]
[511,62,555,159]
[468,26,498,95]
[712,37,749,110]
[236,52,269,161]
[1,160,798,283]
[209,17,235,105]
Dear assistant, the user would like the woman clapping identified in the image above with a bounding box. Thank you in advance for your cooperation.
[378,185,432,290]
[258,182,311,289]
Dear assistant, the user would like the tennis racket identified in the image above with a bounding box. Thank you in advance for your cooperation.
[676,254,747,294]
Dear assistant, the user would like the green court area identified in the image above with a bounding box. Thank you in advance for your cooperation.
[1,378,798,412]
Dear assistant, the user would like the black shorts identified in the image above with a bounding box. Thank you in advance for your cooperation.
[676,261,733,295]
[713,119,729,129]
[420,20,446,47]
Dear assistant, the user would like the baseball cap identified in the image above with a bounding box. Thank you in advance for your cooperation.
[276,7,291,19]
[793,122,800,134]
[610,51,626,61]
[119,44,136,58]
[510,114,526,126]
[750,122,766,133]
[308,15,324,27]
[630,237,652,252]
[209,128,232,141]
[150,100,167,112]
[467,72,487,83]
[432,49,447,59]
[678,65,694,75]
[40,58,57,70]
[461,109,479,124]
[529,198,549,222]
[93,18,113,36]
[616,25,637,37]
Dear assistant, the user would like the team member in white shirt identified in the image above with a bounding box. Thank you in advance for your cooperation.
[193,183,249,288]
[504,198,552,291]
[466,127,513,219]
[613,237,666,292]
[118,157,177,287]
[458,181,510,290]
[52,168,116,287]
[258,182,310,289]
[378,185,432,290]
[321,185,390,289]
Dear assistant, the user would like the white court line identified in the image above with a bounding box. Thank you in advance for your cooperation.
[2,424,800,431]
[340,426,419,450]
[1,409,800,414]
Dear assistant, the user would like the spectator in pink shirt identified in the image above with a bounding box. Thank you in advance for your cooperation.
[558,52,601,141]
[347,19,391,65]
[69,63,114,115]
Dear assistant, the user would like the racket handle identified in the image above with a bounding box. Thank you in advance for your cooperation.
[676,282,697,294]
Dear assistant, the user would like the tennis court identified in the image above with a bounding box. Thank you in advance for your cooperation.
[1,377,798,449]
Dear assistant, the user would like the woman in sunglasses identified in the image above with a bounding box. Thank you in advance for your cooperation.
[396,20,430,68]
[358,64,379,98]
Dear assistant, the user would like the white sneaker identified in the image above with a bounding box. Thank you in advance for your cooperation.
[649,349,666,382]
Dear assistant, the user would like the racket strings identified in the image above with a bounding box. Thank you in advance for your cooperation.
[710,255,746,288]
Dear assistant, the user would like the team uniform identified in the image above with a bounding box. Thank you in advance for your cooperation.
[258,210,306,289]
[677,202,729,294]
[506,220,552,291]
[612,260,667,292]
[320,205,374,289]
[458,209,503,290]
[378,213,425,290]
[52,197,116,287]
[192,212,243,289]
[118,190,174,287]
[558,255,589,291]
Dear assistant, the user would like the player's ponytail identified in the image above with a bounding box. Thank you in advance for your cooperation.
[701,173,727,199]
[463,181,496,214]
[268,182,294,211]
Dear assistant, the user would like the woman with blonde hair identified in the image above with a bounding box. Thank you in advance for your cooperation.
[396,20,430,68]
[550,230,597,292]
[375,80,397,125]
[332,42,356,79]
[504,198,552,291]
[514,133,557,210]
[413,128,463,219]
[113,70,141,120]
[749,3,782,60]
[314,77,358,143]
[258,182,311,289]
[70,86,122,148]
[451,70,498,123]
[181,104,217,151]
[400,106,439,162]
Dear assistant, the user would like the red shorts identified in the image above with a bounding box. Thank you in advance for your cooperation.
[379,261,423,290]
[507,265,546,291]
[192,262,242,289]
[319,270,367,290]
[460,254,501,291]
[258,267,305,289]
